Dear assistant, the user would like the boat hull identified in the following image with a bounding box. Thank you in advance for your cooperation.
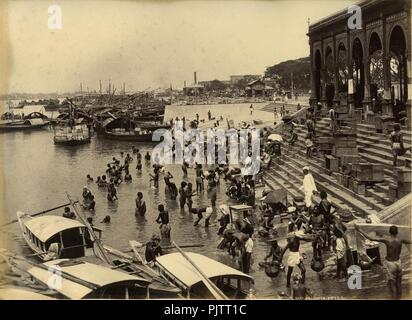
[0,122,50,132]
[54,137,91,146]
[104,132,155,142]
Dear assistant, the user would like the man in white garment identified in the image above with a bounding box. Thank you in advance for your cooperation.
[300,166,317,207]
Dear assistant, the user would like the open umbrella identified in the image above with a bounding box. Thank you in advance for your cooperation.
[267,133,283,142]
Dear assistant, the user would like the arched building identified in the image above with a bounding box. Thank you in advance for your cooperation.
[307,0,411,126]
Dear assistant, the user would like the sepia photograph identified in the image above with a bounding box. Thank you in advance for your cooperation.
[0,0,411,304]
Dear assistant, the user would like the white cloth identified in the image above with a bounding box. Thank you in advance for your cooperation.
[336,238,346,259]
[301,173,317,207]
[287,251,302,267]
[244,238,254,253]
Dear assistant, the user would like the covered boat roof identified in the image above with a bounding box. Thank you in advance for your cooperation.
[23,118,46,126]
[24,214,85,242]
[28,259,150,299]
[155,252,253,288]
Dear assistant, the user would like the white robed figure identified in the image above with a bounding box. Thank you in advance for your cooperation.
[300,166,317,207]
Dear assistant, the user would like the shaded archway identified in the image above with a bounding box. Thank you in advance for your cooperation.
[389,25,407,120]
[314,50,322,101]
[337,43,348,95]
[352,37,364,108]
[325,46,335,108]
[369,32,384,104]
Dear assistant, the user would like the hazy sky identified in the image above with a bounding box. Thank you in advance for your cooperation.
[6,0,354,93]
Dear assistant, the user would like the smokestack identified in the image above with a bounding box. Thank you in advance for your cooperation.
[184,81,186,87]
[99,80,102,94]
[194,72,197,84]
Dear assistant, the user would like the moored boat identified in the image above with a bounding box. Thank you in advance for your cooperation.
[102,117,171,142]
[27,258,151,299]
[154,252,254,299]
[53,122,91,145]
[0,112,50,132]
[104,244,182,298]
[53,101,93,145]
[16,211,102,261]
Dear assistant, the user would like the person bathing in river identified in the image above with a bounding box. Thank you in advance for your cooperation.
[185,183,196,212]
[86,174,93,183]
[107,183,118,202]
[149,166,160,188]
[124,172,132,182]
[355,224,411,299]
[144,151,151,163]
[135,192,146,217]
[136,160,142,173]
[82,194,95,212]
[208,180,217,207]
[181,161,189,178]
[191,206,213,227]
[179,181,187,209]
[156,204,171,242]
[195,164,205,193]
[82,186,92,205]
[163,171,174,193]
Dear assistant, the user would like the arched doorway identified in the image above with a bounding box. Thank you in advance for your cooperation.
[389,25,407,120]
[369,32,384,112]
[337,43,348,99]
[352,38,364,108]
[314,50,322,102]
[325,46,335,108]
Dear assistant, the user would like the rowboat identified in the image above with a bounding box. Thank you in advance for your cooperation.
[154,252,254,299]
[16,211,102,261]
[26,258,151,299]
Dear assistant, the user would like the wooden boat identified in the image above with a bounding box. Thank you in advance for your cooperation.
[103,244,182,298]
[16,206,181,298]
[16,211,102,261]
[0,286,56,300]
[154,252,254,299]
[53,122,91,145]
[0,118,49,132]
[103,117,171,142]
[27,258,151,299]
[53,101,92,145]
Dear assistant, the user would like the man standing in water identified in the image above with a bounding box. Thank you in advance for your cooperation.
[355,225,411,299]
[156,204,171,242]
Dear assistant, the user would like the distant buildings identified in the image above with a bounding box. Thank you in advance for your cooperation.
[245,79,275,97]
[230,75,260,84]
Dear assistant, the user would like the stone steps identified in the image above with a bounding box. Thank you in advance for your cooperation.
[279,150,383,215]
[286,116,411,205]
[263,165,356,214]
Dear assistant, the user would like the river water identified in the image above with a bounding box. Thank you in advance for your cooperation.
[0,103,406,299]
